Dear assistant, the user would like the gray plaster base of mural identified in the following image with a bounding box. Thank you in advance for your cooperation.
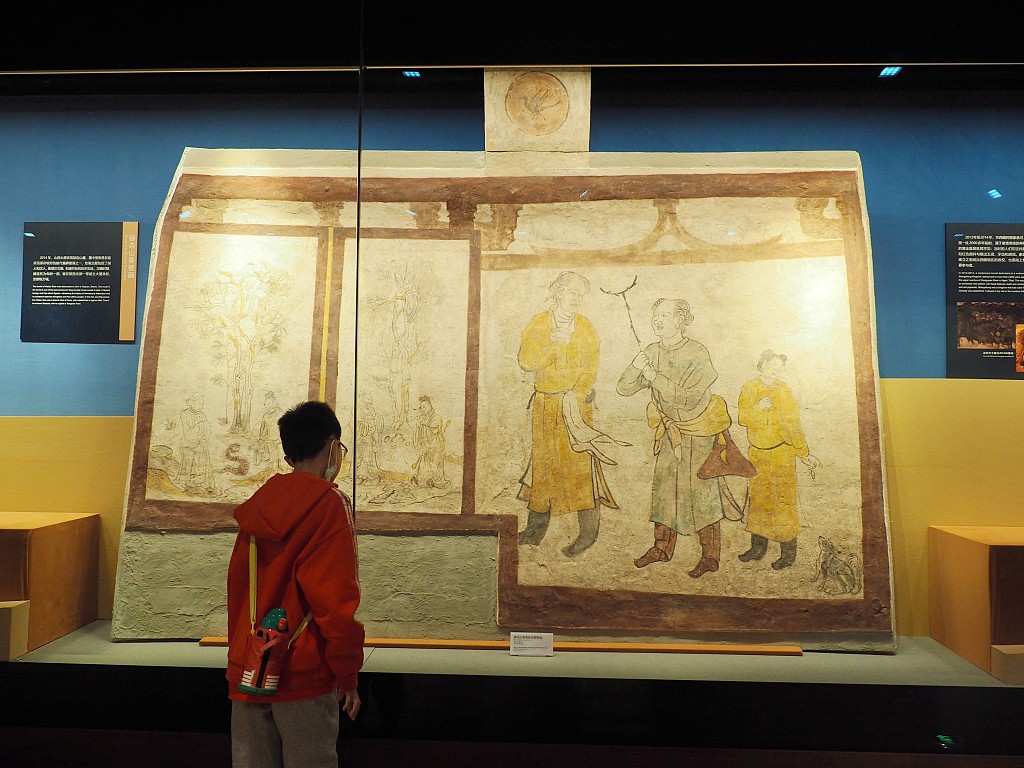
[357,535,500,640]
[111,532,500,642]
[112,531,232,640]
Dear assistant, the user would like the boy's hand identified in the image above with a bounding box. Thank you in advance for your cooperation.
[338,688,361,720]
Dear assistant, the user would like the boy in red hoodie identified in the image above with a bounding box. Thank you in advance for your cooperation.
[226,400,364,768]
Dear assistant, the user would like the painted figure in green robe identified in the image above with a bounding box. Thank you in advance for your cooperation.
[617,298,727,578]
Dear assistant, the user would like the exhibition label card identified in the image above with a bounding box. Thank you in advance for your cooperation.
[946,222,1024,379]
[510,632,554,656]
[21,221,139,344]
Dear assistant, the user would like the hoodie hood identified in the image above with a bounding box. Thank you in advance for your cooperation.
[233,472,336,542]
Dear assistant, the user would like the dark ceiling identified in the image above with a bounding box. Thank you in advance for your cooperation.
[1,9,1021,95]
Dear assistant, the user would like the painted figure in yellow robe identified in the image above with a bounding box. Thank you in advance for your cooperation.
[737,350,821,569]
[517,271,619,557]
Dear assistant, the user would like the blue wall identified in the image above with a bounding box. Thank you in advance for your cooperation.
[2,80,1021,416]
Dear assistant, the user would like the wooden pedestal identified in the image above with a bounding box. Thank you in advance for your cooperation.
[0,512,100,653]
[0,600,29,660]
[991,644,1024,685]
[929,525,1024,674]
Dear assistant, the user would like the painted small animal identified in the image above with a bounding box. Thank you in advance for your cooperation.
[813,536,862,595]
[222,443,250,476]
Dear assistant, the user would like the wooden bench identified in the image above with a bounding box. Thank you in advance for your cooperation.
[929,525,1024,683]
[0,512,100,656]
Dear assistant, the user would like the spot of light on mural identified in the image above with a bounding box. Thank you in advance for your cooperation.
[793,268,847,340]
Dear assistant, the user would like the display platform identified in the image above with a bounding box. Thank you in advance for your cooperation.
[3,620,1022,767]
[10,620,1010,686]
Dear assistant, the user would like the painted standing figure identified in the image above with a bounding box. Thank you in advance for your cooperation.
[736,350,821,569]
[517,271,619,557]
[251,391,282,471]
[355,392,385,484]
[617,298,728,578]
[177,392,215,493]
[411,395,450,488]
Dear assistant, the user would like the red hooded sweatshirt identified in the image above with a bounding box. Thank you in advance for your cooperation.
[226,471,364,703]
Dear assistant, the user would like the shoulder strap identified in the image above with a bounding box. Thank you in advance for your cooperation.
[248,535,314,645]
[287,611,314,649]
[248,537,258,633]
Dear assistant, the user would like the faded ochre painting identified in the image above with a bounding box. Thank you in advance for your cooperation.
[478,239,861,601]
[334,236,469,513]
[147,232,318,506]
[115,146,892,646]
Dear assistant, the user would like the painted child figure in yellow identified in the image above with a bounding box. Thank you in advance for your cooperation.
[737,350,821,569]
[517,271,618,557]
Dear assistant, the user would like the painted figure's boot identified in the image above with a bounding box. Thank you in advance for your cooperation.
[738,534,768,562]
[771,538,797,570]
[562,507,600,557]
[518,510,551,546]
[688,522,721,578]
[634,523,677,568]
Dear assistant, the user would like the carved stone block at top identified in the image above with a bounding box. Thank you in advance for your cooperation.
[484,68,591,152]
[0,512,99,652]
[928,525,1024,673]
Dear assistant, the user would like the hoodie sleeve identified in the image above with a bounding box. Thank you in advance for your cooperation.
[296,489,365,692]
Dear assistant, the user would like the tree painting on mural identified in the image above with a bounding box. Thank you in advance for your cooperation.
[148,264,293,500]
[145,234,318,506]
[194,264,290,434]
[341,239,469,514]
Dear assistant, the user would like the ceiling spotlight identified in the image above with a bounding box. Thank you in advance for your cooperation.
[988,189,1003,199]
[402,70,421,78]
[879,66,903,77]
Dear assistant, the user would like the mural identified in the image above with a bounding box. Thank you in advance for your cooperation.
[116,146,893,646]
[338,237,467,513]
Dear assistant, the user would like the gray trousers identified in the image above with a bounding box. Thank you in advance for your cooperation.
[231,690,340,768]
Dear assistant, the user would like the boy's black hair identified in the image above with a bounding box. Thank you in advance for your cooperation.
[278,401,341,462]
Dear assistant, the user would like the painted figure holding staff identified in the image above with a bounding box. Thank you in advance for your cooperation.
[617,297,732,578]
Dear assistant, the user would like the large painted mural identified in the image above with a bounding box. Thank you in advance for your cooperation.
[113,138,894,647]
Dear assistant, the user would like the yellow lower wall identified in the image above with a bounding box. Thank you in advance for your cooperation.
[1,377,1021,633]
[0,416,134,619]
[877,378,1024,635]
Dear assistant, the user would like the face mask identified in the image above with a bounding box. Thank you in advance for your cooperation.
[323,440,338,481]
